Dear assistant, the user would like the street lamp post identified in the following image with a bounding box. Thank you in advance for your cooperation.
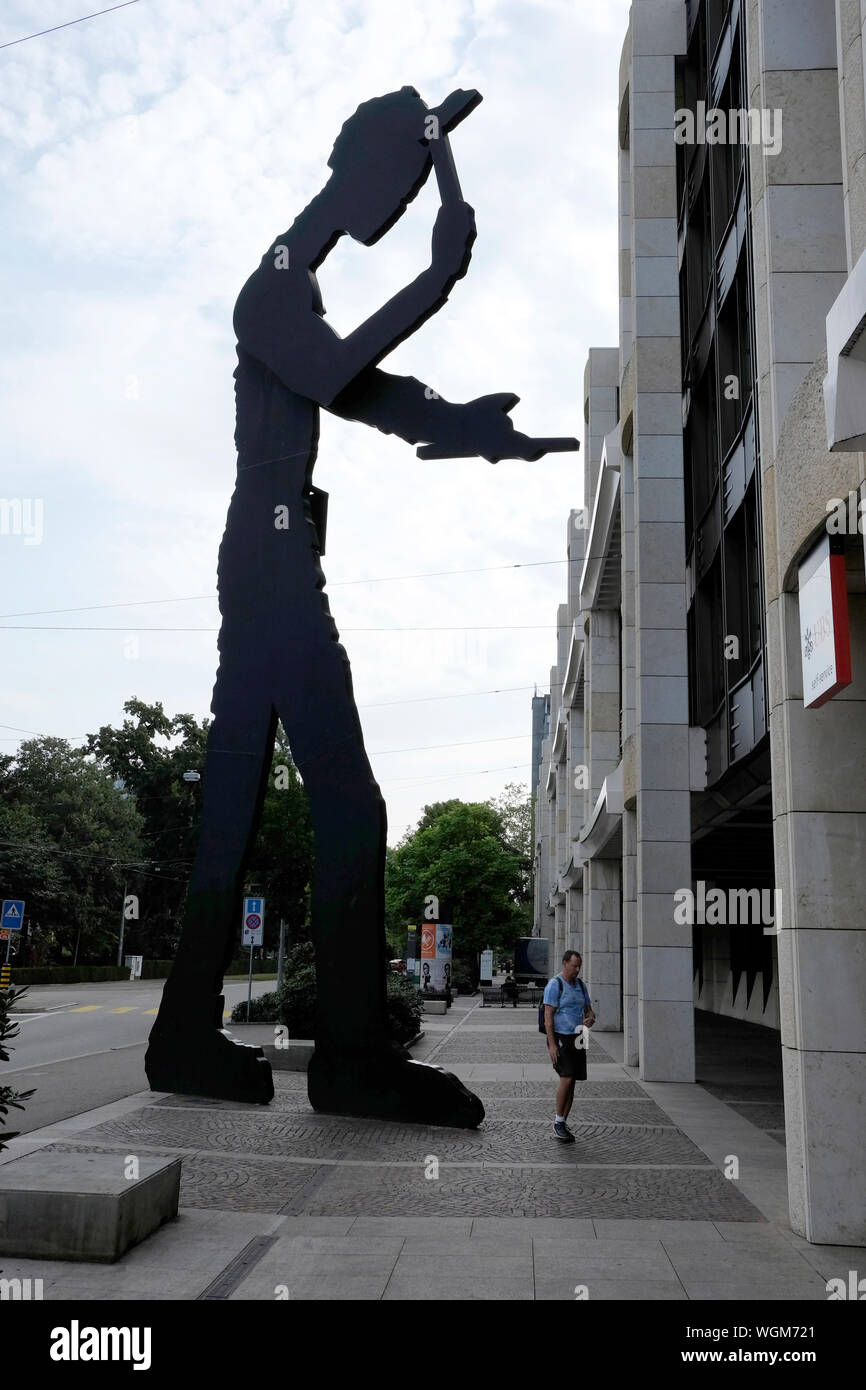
[117,878,128,968]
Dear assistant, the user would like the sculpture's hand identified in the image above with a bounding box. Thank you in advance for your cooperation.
[431,200,476,283]
[459,393,544,461]
[415,393,579,462]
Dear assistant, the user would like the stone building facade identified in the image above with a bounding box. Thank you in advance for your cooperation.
[531,0,866,1245]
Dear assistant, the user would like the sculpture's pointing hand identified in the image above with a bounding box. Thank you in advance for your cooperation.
[431,200,476,284]
[416,391,580,462]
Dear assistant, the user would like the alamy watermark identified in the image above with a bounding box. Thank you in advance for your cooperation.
[0,497,43,545]
[674,881,781,935]
[674,102,782,156]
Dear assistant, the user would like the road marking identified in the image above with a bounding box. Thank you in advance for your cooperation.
[142,1008,159,1015]
[107,1007,138,1014]
[69,1005,103,1013]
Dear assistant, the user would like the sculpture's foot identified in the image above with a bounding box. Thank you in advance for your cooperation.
[145,1024,274,1105]
[308,1041,484,1129]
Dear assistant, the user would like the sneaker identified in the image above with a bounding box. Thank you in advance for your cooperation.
[553,1119,575,1143]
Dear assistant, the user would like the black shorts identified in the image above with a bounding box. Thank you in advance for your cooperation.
[553,1032,587,1080]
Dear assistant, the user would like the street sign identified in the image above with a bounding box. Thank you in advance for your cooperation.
[126,955,143,980]
[242,896,265,946]
[0,929,9,942]
[1,900,24,932]
[0,965,11,989]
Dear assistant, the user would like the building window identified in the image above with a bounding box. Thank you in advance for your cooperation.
[677,0,766,782]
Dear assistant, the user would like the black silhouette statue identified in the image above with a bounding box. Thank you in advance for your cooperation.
[145,87,578,1127]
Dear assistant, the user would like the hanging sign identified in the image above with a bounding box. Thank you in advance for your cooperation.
[799,536,852,709]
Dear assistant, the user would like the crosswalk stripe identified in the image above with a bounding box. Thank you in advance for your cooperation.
[108,1007,138,1014]
[69,1005,103,1012]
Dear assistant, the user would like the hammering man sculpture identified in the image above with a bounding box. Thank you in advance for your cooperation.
[146,87,578,1127]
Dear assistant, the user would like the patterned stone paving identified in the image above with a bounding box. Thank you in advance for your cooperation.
[152,1090,672,1126]
[434,1036,607,1062]
[41,1142,321,1213]
[464,1078,646,1098]
[35,1011,771,1223]
[481,1097,674,1124]
[292,1162,764,1220]
[39,1138,763,1219]
[82,1109,710,1167]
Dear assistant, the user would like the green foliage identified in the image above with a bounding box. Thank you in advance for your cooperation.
[244,724,313,948]
[231,940,315,1030]
[10,965,130,985]
[230,943,422,1044]
[0,985,36,1149]
[10,959,277,985]
[87,701,313,962]
[450,960,476,993]
[233,989,281,1022]
[0,737,144,964]
[385,971,423,1042]
[86,700,211,959]
[385,784,533,958]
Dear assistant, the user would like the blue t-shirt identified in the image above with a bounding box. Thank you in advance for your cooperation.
[543,974,591,1033]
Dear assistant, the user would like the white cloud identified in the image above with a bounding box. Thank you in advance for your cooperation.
[0,0,630,840]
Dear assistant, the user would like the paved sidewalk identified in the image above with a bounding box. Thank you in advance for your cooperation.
[1,996,862,1300]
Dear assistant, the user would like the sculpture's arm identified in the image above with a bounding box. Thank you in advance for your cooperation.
[233,204,476,409]
[330,367,579,463]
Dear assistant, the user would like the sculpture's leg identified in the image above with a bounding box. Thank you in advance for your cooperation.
[275,620,484,1129]
[145,672,276,1103]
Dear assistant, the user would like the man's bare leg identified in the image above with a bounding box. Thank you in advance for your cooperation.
[557,1076,576,1121]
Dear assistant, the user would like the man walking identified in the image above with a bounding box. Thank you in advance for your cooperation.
[543,951,595,1142]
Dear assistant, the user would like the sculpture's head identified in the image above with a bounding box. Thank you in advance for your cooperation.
[327,86,435,244]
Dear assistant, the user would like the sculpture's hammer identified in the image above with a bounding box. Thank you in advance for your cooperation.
[425,88,482,204]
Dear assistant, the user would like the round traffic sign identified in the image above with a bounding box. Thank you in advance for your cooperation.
[245,914,261,930]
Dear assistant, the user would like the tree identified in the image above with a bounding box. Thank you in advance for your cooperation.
[0,738,144,963]
[385,789,533,964]
[244,723,313,950]
[87,701,314,960]
[87,701,209,959]
[489,782,533,905]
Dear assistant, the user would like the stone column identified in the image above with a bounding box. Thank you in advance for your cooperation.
[629,0,694,1082]
[747,0,865,1243]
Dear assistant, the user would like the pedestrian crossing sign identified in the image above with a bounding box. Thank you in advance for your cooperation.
[1,900,24,931]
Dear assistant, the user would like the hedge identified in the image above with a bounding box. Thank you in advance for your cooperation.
[9,958,279,986]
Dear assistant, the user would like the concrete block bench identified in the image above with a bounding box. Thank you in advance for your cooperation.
[480,985,543,1007]
[262,1038,315,1071]
[0,1150,182,1263]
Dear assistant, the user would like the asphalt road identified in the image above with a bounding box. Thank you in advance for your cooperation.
[3,978,277,1135]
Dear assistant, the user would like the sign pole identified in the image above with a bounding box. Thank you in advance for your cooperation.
[241,895,265,1021]
[117,878,128,968]
[277,919,286,988]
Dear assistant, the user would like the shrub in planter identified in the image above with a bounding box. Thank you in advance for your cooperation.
[230,942,423,1044]
[230,989,280,1023]
[1,985,35,1149]
[451,961,476,994]
[386,971,423,1043]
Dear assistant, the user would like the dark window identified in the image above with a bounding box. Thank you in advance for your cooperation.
[677,0,766,782]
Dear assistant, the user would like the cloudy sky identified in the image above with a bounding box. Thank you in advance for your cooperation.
[0,0,629,843]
